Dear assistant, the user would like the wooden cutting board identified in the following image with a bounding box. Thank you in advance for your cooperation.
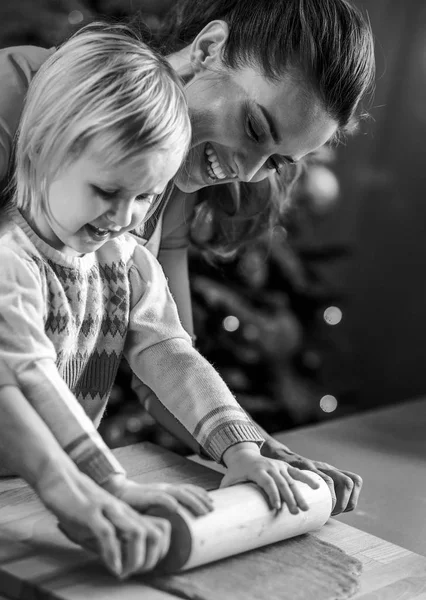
[0,442,425,599]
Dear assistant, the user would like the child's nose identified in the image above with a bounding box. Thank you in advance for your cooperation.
[108,199,133,228]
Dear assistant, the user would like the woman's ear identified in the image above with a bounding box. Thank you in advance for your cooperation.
[190,20,229,73]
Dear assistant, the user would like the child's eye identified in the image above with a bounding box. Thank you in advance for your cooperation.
[136,194,155,203]
[92,185,118,200]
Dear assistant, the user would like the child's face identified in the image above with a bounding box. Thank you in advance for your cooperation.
[34,143,182,256]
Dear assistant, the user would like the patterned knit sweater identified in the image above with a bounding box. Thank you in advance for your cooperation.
[0,206,263,482]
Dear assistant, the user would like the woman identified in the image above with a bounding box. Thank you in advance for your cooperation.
[0,0,374,518]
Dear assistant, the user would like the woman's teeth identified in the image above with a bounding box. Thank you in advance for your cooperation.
[204,143,227,180]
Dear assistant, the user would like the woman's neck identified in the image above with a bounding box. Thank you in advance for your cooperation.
[166,46,195,85]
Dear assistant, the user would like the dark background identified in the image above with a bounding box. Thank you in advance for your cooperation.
[1,0,425,451]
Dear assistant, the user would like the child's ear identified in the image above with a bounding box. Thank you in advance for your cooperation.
[190,20,229,73]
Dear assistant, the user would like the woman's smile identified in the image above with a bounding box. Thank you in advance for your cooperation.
[173,65,337,193]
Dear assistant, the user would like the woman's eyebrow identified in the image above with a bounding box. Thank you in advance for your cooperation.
[257,102,297,164]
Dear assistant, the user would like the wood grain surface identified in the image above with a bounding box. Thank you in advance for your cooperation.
[0,441,425,599]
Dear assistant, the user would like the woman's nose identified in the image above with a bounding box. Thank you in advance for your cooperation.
[236,153,271,183]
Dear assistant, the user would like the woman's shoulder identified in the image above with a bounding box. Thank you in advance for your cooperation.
[0,45,54,76]
[0,45,55,180]
[160,188,198,250]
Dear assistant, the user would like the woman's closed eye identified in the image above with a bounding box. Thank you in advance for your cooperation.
[246,114,265,144]
[245,110,287,174]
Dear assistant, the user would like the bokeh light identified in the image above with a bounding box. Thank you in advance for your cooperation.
[320,395,338,413]
[223,315,240,332]
[323,306,343,326]
[68,10,84,25]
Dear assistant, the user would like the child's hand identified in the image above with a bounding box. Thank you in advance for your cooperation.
[107,476,214,516]
[221,443,320,512]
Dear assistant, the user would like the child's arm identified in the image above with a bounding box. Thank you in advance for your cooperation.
[126,247,320,510]
[0,377,173,579]
[0,247,212,517]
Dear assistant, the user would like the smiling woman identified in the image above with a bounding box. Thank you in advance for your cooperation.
[129,0,375,516]
[174,66,337,192]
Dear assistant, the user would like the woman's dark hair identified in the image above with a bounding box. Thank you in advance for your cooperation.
[143,0,375,259]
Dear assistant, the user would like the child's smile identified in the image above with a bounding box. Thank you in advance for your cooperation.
[30,143,183,257]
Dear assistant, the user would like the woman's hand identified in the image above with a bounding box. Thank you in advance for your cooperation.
[106,476,214,516]
[41,470,172,580]
[260,437,363,515]
[221,442,319,512]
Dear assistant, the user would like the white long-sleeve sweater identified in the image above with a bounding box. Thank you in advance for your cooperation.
[0,205,263,483]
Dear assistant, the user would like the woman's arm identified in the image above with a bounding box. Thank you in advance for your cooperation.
[158,245,194,336]
[0,380,175,579]
[137,191,362,513]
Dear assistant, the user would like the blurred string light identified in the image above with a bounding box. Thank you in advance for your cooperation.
[305,165,340,215]
[126,416,143,434]
[320,395,338,413]
[68,10,84,25]
[223,315,240,332]
[323,306,342,326]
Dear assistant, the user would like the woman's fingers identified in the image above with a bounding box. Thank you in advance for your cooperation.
[319,468,362,515]
[139,517,171,573]
[107,507,171,579]
[288,466,320,489]
[94,514,125,576]
[58,513,123,577]
[59,504,172,579]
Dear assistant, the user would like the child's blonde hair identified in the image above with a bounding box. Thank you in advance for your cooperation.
[14,22,191,218]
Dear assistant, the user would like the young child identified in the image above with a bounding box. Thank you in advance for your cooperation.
[0,23,319,545]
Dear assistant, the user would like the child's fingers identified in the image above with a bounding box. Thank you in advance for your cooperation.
[169,485,214,516]
[180,485,214,510]
[254,471,282,510]
[277,470,310,512]
[270,471,301,514]
[288,466,320,489]
[127,491,180,514]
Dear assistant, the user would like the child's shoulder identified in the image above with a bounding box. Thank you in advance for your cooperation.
[0,207,35,258]
[0,208,43,281]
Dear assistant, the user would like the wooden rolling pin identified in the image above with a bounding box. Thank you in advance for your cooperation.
[153,472,332,573]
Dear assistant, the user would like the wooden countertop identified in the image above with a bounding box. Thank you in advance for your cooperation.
[0,441,426,598]
[274,396,426,557]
